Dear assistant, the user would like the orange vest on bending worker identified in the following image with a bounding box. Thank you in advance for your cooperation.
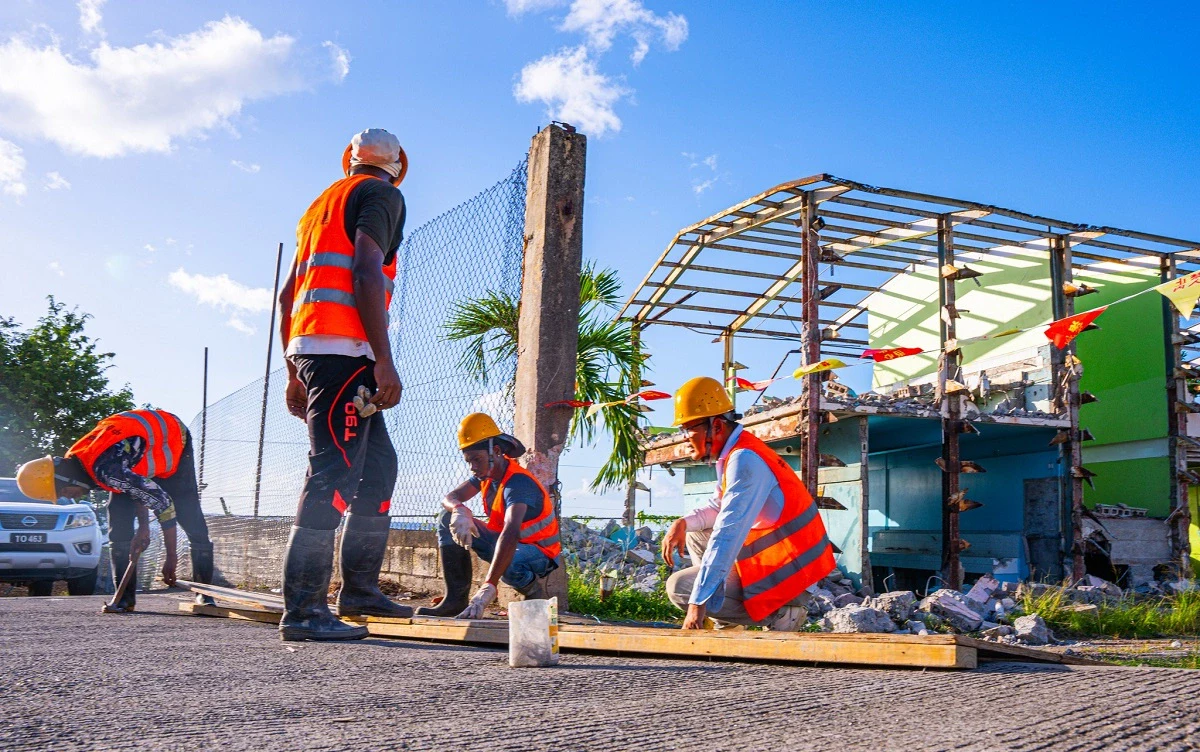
[66,410,189,492]
[480,461,562,560]
[721,430,836,622]
[288,174,398,342]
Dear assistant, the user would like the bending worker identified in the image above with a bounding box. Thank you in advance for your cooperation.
[16,409,215,612]
[660,376,836,631]
[275,128,411,642]
[416,413,561,619]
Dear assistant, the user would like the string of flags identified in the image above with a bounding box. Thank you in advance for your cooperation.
[542,268,1200,415]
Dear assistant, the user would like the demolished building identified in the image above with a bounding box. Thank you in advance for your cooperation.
[621,174,1200,592]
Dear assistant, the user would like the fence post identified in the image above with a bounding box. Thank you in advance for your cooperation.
[253,242,285,518]
[199,346,208,499]
[514,124,586,607]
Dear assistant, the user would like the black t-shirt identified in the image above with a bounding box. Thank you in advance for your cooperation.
[343,178,406,265]
[469,472,544,523]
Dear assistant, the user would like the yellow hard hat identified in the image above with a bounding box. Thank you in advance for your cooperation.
[672,376,734,426]
[458,413,503,449]
[16,456,57,502]
[457,413,528,456]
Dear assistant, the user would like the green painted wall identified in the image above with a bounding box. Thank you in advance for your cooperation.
[1081,456,1171,516]
[1190,486,1200,577]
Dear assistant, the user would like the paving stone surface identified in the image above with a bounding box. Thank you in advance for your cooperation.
[2,594,1199,751]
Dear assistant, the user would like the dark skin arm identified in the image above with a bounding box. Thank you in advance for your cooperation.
[442,480,478,513]
[351,228,402,409]
[484,503,527,588]
[277,252,306,420]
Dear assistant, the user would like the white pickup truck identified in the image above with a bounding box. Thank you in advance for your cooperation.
[0,478,104,596]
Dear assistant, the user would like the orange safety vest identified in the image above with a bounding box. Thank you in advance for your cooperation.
[722,430,836,621]
[288,174,398,342]
[66,410,189,492]
[481,461,562,560]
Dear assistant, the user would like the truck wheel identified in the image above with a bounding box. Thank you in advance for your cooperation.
[68,568,99,596]
[27,581,53,596]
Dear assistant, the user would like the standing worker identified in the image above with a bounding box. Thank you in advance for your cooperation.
[660,376,836,631]
[275,128,412,642]
[416,413,561,619]
[16,409,216,612]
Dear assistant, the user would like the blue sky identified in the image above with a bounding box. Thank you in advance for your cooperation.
[1,1,1198,518]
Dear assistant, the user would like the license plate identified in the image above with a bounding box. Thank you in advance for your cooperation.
[10,533,47,544]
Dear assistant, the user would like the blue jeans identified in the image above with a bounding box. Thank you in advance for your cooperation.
[435,509,557,590]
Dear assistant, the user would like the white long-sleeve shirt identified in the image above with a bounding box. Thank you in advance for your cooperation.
[681,425,785,610]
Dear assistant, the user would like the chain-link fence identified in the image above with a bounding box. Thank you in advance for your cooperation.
[165,160,528,589]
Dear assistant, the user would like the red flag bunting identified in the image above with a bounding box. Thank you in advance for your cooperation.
[630,390,671,401]
[861,347,923,362]
[1044,307,1107,349]
[735,376,776,392]
[543,400,593,409]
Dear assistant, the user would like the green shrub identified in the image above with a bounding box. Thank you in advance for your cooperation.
[566,566,681,623]
[1021,589,1200,639]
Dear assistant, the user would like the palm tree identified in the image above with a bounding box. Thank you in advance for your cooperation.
[444,263,646,491]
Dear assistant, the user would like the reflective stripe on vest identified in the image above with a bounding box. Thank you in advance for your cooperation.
[66,410,188,492]
[288,174,398,341]
[723,431,836,622]
[480,461,562,560]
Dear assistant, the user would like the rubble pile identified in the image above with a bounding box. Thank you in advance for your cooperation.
[559,517,666,594]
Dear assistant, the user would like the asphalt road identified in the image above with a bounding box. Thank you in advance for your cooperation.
[2,593,1199,752]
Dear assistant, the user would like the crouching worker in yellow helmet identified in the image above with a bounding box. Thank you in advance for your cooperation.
[16,410,216,612]
[660,377,836,631]
[416,413,562,619]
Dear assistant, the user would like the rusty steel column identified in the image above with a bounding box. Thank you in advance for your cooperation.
[937,216,963,589]
[1054,237,1087,582]
[1161,255,1194,576]
[514,123,586,606]
[858,416,873,595]
[799,192,821,500]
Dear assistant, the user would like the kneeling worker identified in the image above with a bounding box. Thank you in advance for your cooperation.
[660,376,836,631]
[17,409,216,611]
[416,413,561,619]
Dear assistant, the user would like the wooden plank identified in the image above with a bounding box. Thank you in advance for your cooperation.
[558,628,975,669]
[960,636,1105,666]
[179,580,284,611]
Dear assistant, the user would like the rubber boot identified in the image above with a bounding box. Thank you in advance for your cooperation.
[515,575,550,600]
[109,542,137,612]
[334,514,413,618]
[279,526,368,642]
[190,541,216,607]
[415,545,472,617]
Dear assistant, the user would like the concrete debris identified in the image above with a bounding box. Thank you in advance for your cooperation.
[980,624,1015,640]
[1081,575,1123,598]
[636,526,655,543]
[1013,614,1054,646]
[1065,604,1099,616]
[920,589,984,632]
[821,605,896,634]
[625,548,656,566]
[904,619,930,636]
[862,591,917,622]
[965,574,1001,605]
[833,593,864,608]
[600,520,621,538]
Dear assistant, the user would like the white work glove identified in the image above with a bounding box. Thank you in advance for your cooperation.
[456,583,497,620]
[450,505,478,550]
[353,386,378,417]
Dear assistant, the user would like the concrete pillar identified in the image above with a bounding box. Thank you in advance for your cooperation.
[514,124,586,606]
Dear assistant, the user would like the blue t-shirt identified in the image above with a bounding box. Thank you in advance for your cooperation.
[469,471,543,523]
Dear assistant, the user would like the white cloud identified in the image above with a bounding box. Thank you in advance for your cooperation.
[43,171,70,190]
[560,0,687,64]
[226,315,256,336]
[0,138,27,196]
[48,261,64,277]
[514,46,628,136]
[143,243,155,252]
[231,159,261,173]
[168,267,273,313]
[165,237,176,245]
[702,153,717,170]
[505,0,567,14]
[78,0,106,35]
[0,17,316,158]
[691,176,716,195]
[323,41,350,82]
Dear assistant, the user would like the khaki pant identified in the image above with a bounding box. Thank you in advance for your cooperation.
[665,530,808,627]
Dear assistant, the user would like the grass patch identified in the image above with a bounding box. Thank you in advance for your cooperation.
[1105,653,1200,669]
[1020,589,1200,639]
[566,566,681,624]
